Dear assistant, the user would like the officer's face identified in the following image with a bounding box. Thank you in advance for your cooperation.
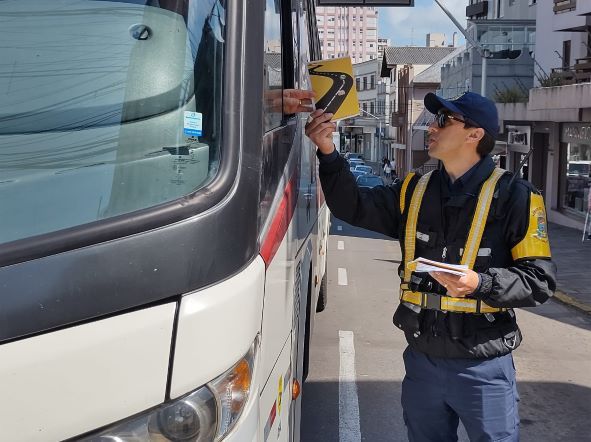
[427,111,473,161]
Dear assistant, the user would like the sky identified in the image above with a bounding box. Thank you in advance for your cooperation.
[378,0,468,47]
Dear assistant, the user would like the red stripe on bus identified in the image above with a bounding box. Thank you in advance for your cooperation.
[260,171,299,266]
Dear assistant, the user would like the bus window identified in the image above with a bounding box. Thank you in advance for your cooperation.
[263,0,283,132]
[0,0,226,244]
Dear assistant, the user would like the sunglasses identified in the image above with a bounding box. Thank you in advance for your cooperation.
[435,112,467,128]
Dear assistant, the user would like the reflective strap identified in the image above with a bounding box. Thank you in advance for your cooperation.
[479,302,505,313]
[399,172,416,214]
[401,290,423,306]
[440,296,481,313]
[460,168,506,269]
[403,172,433,283]
[401,290,505,313]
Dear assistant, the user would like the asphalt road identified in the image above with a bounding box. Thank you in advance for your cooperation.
[301,217,591,442]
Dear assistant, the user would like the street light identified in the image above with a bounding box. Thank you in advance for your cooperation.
[357,108,382,162]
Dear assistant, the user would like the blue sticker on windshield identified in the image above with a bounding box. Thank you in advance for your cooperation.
[184,111,203,136]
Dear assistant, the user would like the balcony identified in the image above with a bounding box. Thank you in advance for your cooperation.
[549,57,591,85]
[529,82,591,112]
[466,1,488,19]
[552,0,591,31]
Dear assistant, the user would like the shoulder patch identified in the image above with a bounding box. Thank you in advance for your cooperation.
[511,192,551,260]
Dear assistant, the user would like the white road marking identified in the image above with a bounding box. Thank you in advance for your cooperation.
[337,240,345,250]
[339,330,361,442]
[337,225,343,231]
[338,268,348,286]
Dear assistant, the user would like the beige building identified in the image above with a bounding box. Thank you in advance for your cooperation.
[316,6,379,63]
[380,46,457,173]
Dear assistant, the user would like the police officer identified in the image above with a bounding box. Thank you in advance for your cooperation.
[305,92,557,442]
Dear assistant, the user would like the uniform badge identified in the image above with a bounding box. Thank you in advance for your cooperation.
[532,206,548,241]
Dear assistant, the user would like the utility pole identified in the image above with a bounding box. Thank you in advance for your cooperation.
[433,0,490,97]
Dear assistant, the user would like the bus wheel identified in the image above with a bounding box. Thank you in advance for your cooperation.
[316,269,328,313]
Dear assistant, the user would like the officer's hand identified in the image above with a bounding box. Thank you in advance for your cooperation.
[429,270,480,298]
[305,109,336,155]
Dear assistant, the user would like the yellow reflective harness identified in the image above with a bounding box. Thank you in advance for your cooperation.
[400,168,506,314]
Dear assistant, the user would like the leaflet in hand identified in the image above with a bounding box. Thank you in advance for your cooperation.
[307,57,359,121]
[407,257,468,276]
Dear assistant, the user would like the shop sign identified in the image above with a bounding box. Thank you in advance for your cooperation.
[506,125,530,147]
[562,124,591,144]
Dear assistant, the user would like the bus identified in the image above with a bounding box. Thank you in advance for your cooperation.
[0,0,330,440]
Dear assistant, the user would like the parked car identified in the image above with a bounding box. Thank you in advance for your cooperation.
[351,170,365,180]
[354,165,373,175]
[344,152,364,161]
[348,158,365,168]
[356,175,385,189]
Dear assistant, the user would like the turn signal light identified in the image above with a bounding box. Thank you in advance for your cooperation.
[292,379,301,400]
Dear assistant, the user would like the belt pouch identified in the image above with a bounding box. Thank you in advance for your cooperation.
[393,303,423,334]
[446,312,464,340]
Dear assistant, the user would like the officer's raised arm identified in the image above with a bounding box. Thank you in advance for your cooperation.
[305,109,405,239]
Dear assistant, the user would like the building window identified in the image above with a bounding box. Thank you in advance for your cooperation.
[363,77,368,90]
[356,77,361,91]
[563,40,571,68]
[362,102,368,112]
[564,143,591,216]
[263,0,283,132]
[370,75,375,89]
[370,101,375,115]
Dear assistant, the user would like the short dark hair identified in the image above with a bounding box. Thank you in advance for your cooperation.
[464,121,496,156]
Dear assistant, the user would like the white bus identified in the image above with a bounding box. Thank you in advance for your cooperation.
[0,0,330,440]
[0,0,411,439]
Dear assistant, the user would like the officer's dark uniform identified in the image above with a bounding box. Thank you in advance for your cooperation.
[317,151,557,441]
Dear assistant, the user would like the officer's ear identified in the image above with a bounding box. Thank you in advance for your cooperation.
[466,127,485,144]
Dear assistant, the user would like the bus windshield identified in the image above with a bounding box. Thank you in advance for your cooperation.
[0,0,226,244]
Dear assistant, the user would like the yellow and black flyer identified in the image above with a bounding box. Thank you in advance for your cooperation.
[307,57,359,121]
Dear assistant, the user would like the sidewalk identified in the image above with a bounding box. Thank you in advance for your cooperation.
[548,223,591,314]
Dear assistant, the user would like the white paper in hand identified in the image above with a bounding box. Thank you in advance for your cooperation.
[408,257,468,276]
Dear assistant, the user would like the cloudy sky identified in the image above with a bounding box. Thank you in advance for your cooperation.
[378,0,468,47]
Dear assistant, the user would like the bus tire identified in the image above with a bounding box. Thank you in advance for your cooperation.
[316,270,328,312]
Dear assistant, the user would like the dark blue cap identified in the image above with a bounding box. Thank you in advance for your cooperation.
[424,92,499,139]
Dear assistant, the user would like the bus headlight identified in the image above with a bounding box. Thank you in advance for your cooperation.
[80,337,258,441]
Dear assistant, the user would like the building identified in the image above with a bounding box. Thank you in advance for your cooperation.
[380,46,456,171]
[397,47,466,176]
[377,37,391,58]
[316,6,379,63]
[496,0,591,231]
[426,33,446,47]
[340,59,387,162]
[440,0,537,100]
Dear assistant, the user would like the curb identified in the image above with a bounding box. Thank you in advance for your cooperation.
[553,290,591,315]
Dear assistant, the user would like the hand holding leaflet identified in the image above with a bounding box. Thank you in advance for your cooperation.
[407,257,468,277]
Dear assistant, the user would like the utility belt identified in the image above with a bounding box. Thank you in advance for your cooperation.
[400,289,506,314]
